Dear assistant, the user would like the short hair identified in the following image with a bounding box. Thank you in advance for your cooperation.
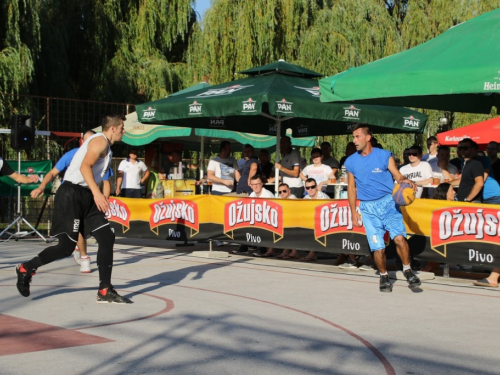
[83,129,96,137]
[305,177,316,185]
[101,114,125,131]
[409,145,423,154]
[437,145,450,153]
[220,141,231,151]
[426,136,438,148]
[310,148,322,156]
[278,183,289,189]
[460,138,478,149]
[259,149,269,155]
[243,143,253,150]
[320,142,331,149]
[129,148,139,155]
[433,183,452,200]
[352,123,372,136]
[488,141,499,149]
[250,174,263,183]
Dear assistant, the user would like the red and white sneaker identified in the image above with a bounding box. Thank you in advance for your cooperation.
[80,256,91,273]
[73,247,82,265]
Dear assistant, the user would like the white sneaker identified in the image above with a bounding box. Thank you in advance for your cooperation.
[80,256,91,273]
[73,248,82,265]
[339,262,358,269]
[358,264,375,271]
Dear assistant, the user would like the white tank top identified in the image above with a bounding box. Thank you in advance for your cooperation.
[64,133,112,187]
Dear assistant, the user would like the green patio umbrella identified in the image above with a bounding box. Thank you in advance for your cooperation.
[136,60,428,137]
[319,8,500,114]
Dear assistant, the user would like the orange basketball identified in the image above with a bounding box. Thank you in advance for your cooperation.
[392,182,415,206]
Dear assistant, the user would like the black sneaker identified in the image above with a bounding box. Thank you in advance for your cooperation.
[379,275,392,293]
[16,264,35,297]
[404,269,421,288]
[96,287,133,304]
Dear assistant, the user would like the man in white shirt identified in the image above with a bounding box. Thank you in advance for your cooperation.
[300,148,335,196]
[399,145,433,198]
[249,174,275,198]
[207,141,241,195]
[116,149,150,198]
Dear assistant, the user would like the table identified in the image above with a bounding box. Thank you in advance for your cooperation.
[327,182,348,199]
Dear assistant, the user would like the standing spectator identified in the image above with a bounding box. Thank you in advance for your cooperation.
[207,141,241,196]
[300,148,335,195]
[16,114,132,303]
[345,124,420,293]
[30,129,112,273]
[258,149,273,182]
[300,178,329,262]
[0,157,39,185]
[236,144,259,195]
[421,136,438,162]
[272,136,303,198]
[116,149,150,198]
[339,142,356,169]
[451,139,484,202]
[399,145,433,198]
[486,141,500,185]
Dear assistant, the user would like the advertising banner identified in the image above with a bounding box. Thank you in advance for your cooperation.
[106,196,500,268]
[0,160,52,197]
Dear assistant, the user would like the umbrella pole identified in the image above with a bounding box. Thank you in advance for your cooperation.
[200,136,205,194]
[275,120,281,197]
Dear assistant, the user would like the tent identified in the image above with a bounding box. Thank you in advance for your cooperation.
[437,117,500,147]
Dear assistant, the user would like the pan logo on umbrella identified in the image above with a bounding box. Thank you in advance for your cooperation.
[189,101,203,116]
[343,105,361,120]
[209,117,225,128]
[142,107,156,119]
[242,98,257,113]
[276,98,293,114]
[403,115,421,129]
[294,86,320,97]
[296,124,309,135]
[188,84,254,98]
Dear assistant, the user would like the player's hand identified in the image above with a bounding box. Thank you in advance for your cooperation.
[94,192,110,213]
[115,187,120,196]
[30,188,43,198]
[352,211,363,228]
[28,175,39,183]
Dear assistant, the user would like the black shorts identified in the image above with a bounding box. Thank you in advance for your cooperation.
[51,182,109,242]
[120,188,142,198]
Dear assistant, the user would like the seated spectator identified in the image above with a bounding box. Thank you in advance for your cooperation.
[399,145,433,198]
[300,178,329,262]
[258,149,273,182]
[247,175,275,257]
[300,148,335,196]
[275,183,299,260]
[428,145,458,197]
[421,135,438,162]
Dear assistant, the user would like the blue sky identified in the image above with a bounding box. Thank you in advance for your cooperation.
[194,0,212,18]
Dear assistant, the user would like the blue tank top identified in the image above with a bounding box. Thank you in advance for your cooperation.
[344,148,395,201]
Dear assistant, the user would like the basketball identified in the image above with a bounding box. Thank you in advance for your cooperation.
[392,182,415,206]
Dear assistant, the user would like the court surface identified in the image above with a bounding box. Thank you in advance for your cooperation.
[0,238,498,375]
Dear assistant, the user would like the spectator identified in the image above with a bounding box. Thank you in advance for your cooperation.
[339,142,356,169]
[421,136,438,162]
[300,178,329,262]
[320,142,340,173]
[207,141,241,196]
[116,148,150,198]
[258,149,273,182]
[398,148,411,170]
[477,146,500,204]
[451,138,484,202]
[399,145,433,198]
[486,141,500,185]
[300,148,335,196]
[276,183,299,260]
[272,136,303,198]
[236,144,259,196]
[427,145,458,198]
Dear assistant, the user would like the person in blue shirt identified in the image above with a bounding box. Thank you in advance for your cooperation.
[30,130,112,273]
[345,124,420,293]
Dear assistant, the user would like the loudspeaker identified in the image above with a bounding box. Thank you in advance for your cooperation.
[10,114,34,150]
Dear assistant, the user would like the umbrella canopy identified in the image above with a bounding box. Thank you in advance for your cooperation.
[437,117,500,147]
[136,61,428,137]
[319,8,500,114]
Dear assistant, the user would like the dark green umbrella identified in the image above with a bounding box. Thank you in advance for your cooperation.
[136,60,428,137]
[319,8,500,114]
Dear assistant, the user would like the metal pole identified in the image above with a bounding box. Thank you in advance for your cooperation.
[17,150,21,233]
[275,120,281,197]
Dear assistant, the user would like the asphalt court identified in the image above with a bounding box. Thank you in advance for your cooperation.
[0,238,499,375]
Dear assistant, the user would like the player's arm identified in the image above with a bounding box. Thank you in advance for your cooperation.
[347,171,362,227]
[31,167,60,198]
[247,162,258,185]
[80,136,109,212]
[388,156,416,190]
[8,172,39,184]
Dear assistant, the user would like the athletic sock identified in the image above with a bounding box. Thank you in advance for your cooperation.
[380,271,388,276]
[403,264,411,272]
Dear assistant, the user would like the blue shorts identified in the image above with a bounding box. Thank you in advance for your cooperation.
[359,194,406,252]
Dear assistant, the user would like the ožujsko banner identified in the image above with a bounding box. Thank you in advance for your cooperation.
[105,196,500,268]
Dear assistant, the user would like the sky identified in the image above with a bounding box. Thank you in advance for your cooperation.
[194,0,212,19]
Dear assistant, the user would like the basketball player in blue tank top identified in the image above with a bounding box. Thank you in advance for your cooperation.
[345,124,421,292]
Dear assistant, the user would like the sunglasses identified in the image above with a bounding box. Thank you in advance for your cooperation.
[457,146,470,151]
[407,152,420,156]
[278,190,288,194]
[305,185,317,190]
